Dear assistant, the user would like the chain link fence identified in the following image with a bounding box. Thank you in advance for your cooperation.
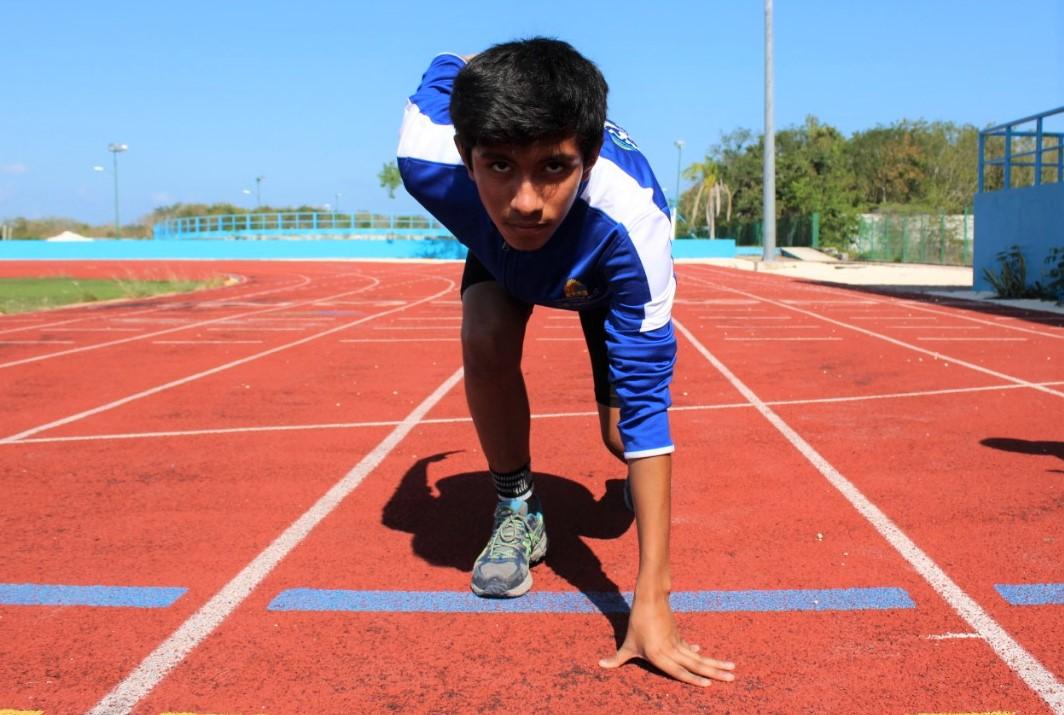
[693,214,820,247]
[854,212,973,265]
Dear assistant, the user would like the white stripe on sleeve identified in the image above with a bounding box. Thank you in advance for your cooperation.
[397,101,463,166]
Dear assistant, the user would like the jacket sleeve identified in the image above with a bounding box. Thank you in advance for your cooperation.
[396,54,485,236]
[601,208,677,459]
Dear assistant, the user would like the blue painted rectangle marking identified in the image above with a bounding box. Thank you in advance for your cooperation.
[268,587,914,614]
[0,583,187,608]
[996,583,1064,606]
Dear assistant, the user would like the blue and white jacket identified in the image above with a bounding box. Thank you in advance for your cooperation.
[397,53,676,459]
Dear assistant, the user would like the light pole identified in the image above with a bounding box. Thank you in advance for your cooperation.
[673,139,685,240]
[763,0,776,262]
[255,176,264,208]
[107,143,127,238]
[334,192,341,213]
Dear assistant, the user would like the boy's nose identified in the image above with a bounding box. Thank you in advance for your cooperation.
[510,179,543,217]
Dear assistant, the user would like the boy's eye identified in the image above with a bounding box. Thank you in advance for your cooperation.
[489,161,511,173]
[544,161,566,174]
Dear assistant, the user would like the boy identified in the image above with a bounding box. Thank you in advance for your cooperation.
[397,37,734,687]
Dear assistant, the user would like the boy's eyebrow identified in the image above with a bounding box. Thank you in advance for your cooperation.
[476,149,513,161]
[476,147,582,163]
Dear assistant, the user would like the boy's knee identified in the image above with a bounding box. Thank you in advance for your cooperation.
[461,319,522,376]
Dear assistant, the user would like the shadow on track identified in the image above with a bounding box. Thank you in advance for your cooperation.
[382,452,635,645]
[981,437,1064,473]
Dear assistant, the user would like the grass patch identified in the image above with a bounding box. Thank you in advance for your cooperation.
[0,275,227,314]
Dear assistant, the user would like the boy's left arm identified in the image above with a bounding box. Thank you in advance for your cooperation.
[594,201,735,684]
[599,453,735,686]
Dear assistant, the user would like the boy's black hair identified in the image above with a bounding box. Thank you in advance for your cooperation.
[450,37,608,162]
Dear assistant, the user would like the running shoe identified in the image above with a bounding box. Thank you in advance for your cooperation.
[470,497,547,598]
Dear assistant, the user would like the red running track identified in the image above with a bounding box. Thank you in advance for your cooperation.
[0,260,1061,714]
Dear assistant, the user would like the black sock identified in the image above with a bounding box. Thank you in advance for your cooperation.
[491,462,533,500]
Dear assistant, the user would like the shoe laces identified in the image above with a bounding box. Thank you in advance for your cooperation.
[487,504,529,560]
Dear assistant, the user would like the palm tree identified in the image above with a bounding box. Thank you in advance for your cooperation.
[683,157,733,238]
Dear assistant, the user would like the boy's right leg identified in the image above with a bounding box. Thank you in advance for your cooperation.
[461,280,532,474]
[461,276,547,597]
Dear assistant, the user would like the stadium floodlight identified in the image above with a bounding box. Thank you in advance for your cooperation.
[673,139,685,240]
[334,192,342,213]
[107,143,128,238]
[255,176,264,207]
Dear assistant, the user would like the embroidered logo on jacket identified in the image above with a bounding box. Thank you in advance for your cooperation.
[564,279,590,299]
[605,120,638,151]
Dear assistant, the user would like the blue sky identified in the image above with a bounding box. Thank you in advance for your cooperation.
[2,0,1062,225]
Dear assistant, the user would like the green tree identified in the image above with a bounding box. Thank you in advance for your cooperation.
[775,116,859,248]
[914,121,979,211]
[378,161,402,199]
[681,157,732,238]
[848,123,924,208]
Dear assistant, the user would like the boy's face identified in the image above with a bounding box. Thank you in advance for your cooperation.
[458,136,597,251]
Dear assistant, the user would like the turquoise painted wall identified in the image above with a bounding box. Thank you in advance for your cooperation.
[0,238,740,261]
[973,183,1064,291]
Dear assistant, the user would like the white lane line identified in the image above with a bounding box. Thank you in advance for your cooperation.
[674,298,761,305]
[397,316,462,321]
[674,318,1064,712]
[891,326,983,330]
[724,337,842,342]
[925,632,984,641]
[713,316,791,321]
[685,274,1064,399]
[372,325,456,331]
[0,276,291,338]
[86,366,465,715]
[715,325,821,330]
[0,340,76,345]
[537,337,585,341]
[111,320,197,327]
[897,300,1064,340]
[236,317,333,323]
[0,282,454,443]
[339,338,459,343]
[0,307,176,335]
[152,340,265,345]
[916,337,1027,342]
[316,300,407,306]
[198,300,294,308]
[43,327,142,333]
[783,300,877,305]
[0,273,309,337]
[0,278,379,370]
[16,381,1064,447]
[206,327,306,332]
[848,316,939,321]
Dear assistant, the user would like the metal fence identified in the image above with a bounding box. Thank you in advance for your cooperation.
[853,213,973,265]
[979,106,1064,192]
[692,213,820,247]
[153,212,453,240]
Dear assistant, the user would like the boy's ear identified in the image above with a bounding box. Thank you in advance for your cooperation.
[454,136,475,178]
